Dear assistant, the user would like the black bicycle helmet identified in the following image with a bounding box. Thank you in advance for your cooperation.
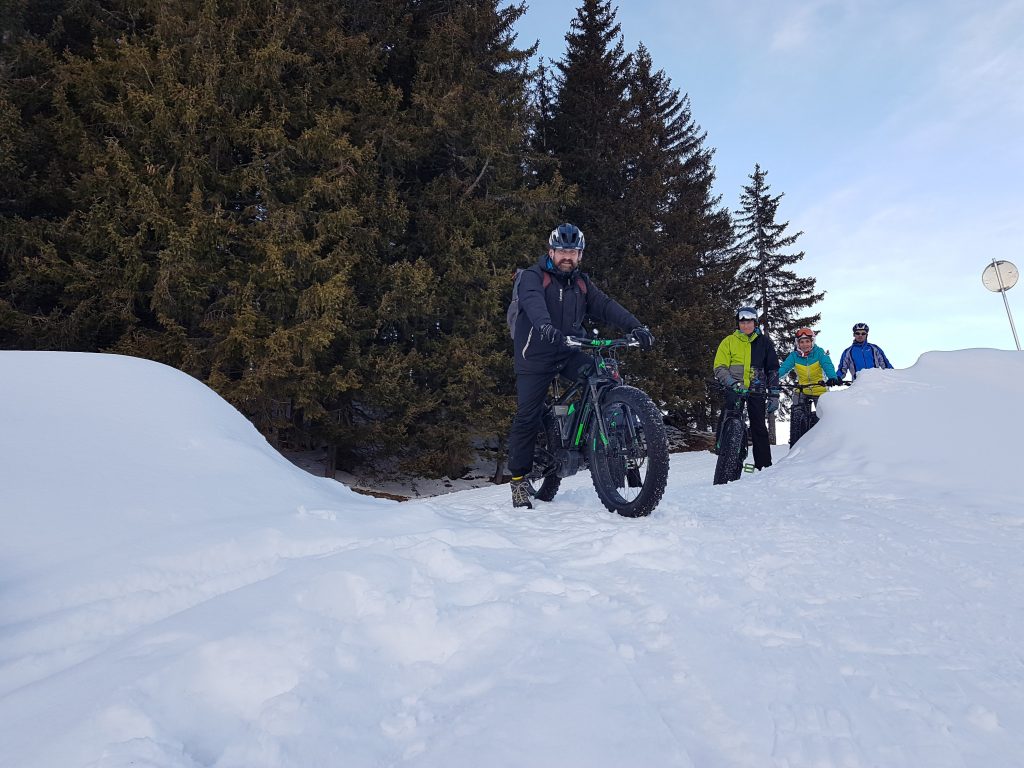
[852,322,869,333]
[549,223,585,251]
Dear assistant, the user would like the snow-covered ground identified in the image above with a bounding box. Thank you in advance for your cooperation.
[2,349,1022,768]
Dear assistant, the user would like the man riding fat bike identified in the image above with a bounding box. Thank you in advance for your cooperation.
[507,223,654,509]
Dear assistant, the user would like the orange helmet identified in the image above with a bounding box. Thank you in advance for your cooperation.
[795,328,814,340]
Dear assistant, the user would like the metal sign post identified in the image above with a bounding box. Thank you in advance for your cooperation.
[981,259,1021,351]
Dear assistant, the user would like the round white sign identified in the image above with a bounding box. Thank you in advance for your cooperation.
[982,260,1019,292]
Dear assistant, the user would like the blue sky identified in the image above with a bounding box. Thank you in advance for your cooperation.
[514,0,1024,366]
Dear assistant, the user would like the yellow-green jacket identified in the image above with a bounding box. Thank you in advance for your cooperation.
[713,330,780,389]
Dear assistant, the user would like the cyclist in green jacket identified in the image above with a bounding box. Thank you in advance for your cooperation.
[713,306,780,470]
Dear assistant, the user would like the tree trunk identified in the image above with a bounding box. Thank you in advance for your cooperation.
[492,435,507,484]
[323,443,337,478]
[768,413,777,445]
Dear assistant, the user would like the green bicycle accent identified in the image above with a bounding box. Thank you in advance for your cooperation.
[574,403,591,446]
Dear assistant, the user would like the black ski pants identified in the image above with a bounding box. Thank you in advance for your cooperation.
[508,351,594,478]
[717,391,772,470]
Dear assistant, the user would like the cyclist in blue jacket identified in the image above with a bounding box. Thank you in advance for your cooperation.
[837,322,892,380]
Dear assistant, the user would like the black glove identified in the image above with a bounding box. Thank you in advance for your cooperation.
[826,377,842,386]
[730,380,747,393]
[630,326,655,350]
[766,395,780,414]
[539,323,565,346]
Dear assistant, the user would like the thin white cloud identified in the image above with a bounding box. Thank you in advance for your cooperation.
[946,5,1024,117]
[768,0,860,52]
[876,1,1024,150]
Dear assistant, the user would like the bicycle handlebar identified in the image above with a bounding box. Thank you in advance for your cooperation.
[779,380,851,392]
[565,336,640,349]
[712,380,769,396]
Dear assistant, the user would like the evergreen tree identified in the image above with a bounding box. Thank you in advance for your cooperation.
[617,45,738,429]
[734,164,822,345]
[2,0,567,478]
[1,0,396,457]
[544,7,739,433]
[11,0,769,476]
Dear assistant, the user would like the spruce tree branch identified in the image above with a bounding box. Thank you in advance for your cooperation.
[461,156,491,199]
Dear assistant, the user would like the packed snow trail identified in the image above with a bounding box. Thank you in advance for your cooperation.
[1,350,1022,767]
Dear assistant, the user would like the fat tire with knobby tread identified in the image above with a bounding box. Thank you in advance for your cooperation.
[528,411,562,502]
[790,404,810,447]
[713,417,745,485]
[589,385,669,518]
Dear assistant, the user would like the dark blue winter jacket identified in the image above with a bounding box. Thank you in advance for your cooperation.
[512,254,640,374]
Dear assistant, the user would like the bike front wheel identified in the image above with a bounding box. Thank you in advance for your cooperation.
[713,416,745,485]
[589,386,669,517]
[790,405,810,447]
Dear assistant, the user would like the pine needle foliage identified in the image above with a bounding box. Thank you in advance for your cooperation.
[1,0,566,476]
[2,1,828,475]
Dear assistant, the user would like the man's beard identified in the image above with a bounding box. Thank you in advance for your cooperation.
[557,259,575,271]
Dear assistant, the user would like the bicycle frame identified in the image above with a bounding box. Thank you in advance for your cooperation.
[785,385,817,415]
[538,337,640,478]
[779,380,850,446]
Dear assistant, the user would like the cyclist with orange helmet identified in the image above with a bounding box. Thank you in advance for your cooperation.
[777,328,840,396]
[777,328,840,448]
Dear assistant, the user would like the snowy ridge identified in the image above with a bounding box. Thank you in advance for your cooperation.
[1,349,1022,767]
[781,349,1020,505]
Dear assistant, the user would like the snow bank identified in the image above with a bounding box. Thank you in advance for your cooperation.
[778,348,1022,505]
[2,349,1022,768]
[2,352,382,565]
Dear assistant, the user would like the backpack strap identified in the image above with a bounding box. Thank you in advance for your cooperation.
[511,269,551,288]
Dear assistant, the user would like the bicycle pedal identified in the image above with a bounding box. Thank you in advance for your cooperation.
[742,463,755,473]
